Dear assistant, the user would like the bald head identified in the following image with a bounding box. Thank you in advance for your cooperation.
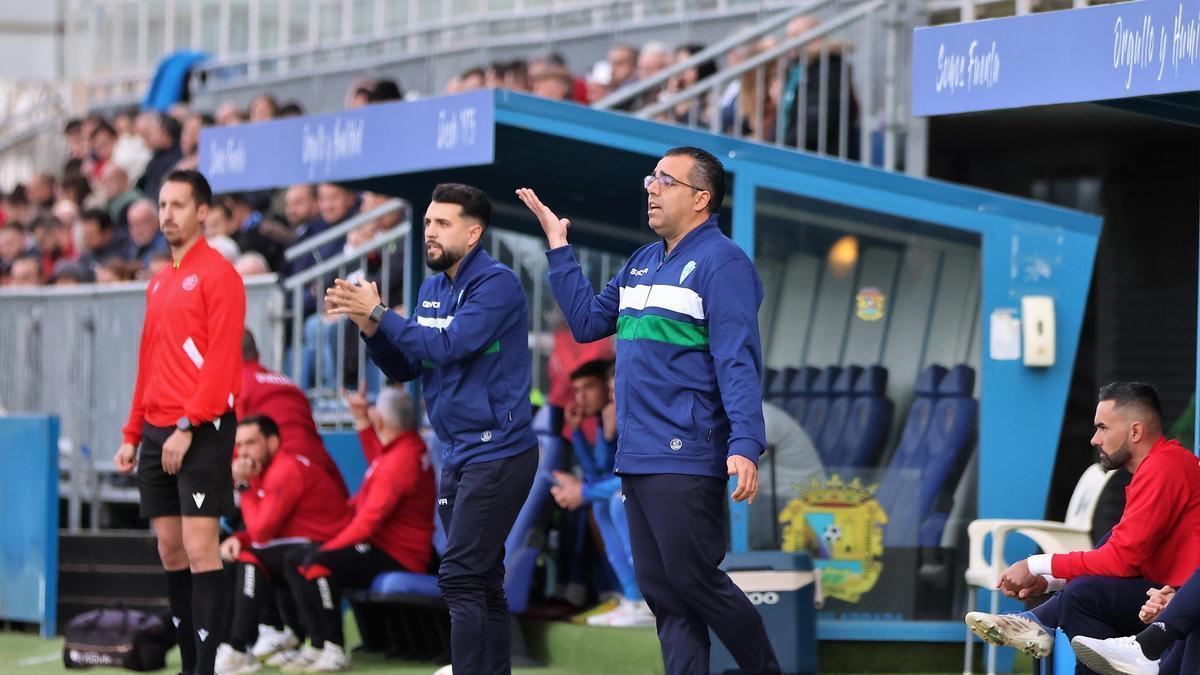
[100,163,130,200]
[127,199,159,247]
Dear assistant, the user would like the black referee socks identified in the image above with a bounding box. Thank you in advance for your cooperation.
[164,569,196,674]
[191,569,227,675]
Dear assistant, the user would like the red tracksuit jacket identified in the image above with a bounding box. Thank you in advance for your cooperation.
[322,428,436,574]
[123,237,245,444]
[237,452,351,547]
[1051,437,1200,586]
[237,360,347,498]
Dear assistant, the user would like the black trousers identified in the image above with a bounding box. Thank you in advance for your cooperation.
[227,543,311,652]
[1156,566,1200,675]
[436,448,537,675]
[621,473,781,675]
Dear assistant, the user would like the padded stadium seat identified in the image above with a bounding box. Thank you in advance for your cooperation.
[876,365,947,547]
[832,365,892,471]
[765,367,792,408]
[783,367,820,424]
[763,368,779,397]
[801,366,841,449]
[817,366,863,466]
[916,365,977,546]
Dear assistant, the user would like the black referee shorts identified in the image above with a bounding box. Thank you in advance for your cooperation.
[136,412,236,519]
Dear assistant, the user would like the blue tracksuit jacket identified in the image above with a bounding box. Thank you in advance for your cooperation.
[546,215,767,479]
[364,246,537,470]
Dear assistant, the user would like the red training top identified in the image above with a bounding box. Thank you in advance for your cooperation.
[237,452,351,547]
[237,360,347,499]
[123,237,245,444]
[322,428,436,574]
[1051,436,1200,586]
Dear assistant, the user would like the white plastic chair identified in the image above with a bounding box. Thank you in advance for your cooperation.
[962,463,1116,675]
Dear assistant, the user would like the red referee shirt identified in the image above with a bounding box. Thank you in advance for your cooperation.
[123,237,246,444]
[238,361,348,499]
[322,428,435,574]
[237,452,351,547]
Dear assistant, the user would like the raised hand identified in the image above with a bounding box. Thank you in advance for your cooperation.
[515,188,571,249]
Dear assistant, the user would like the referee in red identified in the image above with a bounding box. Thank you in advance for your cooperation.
[113,169,246,675]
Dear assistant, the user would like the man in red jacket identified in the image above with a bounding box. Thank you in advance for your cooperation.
[215,415,351,675]
[112,170,245,675]
[965,382,1200,667]
[238,328,347,499]
[294,385,436,672]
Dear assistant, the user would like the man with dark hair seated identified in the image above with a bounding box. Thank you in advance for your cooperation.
[553,359,653,628]
[964,382,1200,667]
[215,415,350,675]
[289,385,436,673]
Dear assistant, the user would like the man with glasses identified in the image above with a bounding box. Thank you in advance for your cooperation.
[517,147,782,675]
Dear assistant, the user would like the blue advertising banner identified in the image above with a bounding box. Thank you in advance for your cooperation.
[913,0,1200,116]
[199,90,496,192]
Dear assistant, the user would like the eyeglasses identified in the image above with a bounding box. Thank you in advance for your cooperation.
[643,173,706,192]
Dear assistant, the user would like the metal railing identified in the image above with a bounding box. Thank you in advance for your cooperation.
[0,276,283,531]
[602,0,914,173]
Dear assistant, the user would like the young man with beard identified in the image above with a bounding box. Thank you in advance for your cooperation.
[113,169,245,675]
[964,382,1200,668]
[324,183,538,675]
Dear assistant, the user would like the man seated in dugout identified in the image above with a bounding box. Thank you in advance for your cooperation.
[289,385,437,668]
[215,415,352,674]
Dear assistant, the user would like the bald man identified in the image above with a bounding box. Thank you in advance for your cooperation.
[101,163,144,231]
[128,199,168,268]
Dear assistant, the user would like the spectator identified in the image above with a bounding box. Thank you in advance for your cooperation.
[0,222,33,274]
[278,101,305,117]
[367,79,403,103]
[94,257,139,283]
[59,175,93,209]
[551,360,653,628]
[64,118,88,161]
[249,94,279,123]
[50,259,93,285]
[77,208,133,271]
[216,101,245,126]
[585,60,614,105]
[27,172,56,211]
[113,109,152,180]
[290,386,435,674]
[665,44,717,126]
[725,37,780,139]
[87,120,118,181]
[632,41,672,106]
[220,192,291,270]
[346,77,375,108]
[777,15,861,158]
[203,199,238,240]
[531,62,574,101]
[3,185,31,227]
[207,234,242,264]
[100,164,143,230]
[137,113,184,202]
[126,199,169,268]
[7,254,43,287]
[178,113,213,171]
[31,213,75,279]
[459,67,486,92]
[608,44,640,92]
[504,59,530,92]
[235,251,271,277]
[50,198,80,240]
[486,62,508,89]
[145,249,172,278]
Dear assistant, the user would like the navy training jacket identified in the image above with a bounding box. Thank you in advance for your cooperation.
[363,246,537,471]
[546,215,767,479]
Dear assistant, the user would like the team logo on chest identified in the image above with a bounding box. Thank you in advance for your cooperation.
[181,274,199,291]
[680,260,697,284]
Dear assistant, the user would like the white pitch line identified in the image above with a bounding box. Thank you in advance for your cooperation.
[16,652,60,666]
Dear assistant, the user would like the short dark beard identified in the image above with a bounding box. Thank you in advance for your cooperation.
[1098,440,1133,471]
[426,245,465,272]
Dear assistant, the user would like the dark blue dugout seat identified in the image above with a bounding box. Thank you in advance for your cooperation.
[876,366,945,546]
[765,367,794,408]
[830,365,892,471]
[817,366,863,466]
[916,365,977,547]
[763,368,779,398]
[801,367,841,449]
[783,367,820,425]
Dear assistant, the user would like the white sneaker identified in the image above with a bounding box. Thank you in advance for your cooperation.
[586,601,623,626]
[250,624,299,661]
[278,644,323,672]
[432,665,453,675]
[304,642,350,673]
[964,611,1053,658]
[1072,635,1160,675]
[214,645,261,675]
[605,599,656,628]
[266,648,299,668]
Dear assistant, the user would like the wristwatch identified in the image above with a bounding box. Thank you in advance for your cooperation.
[176,416,194,433]
[369,303,387,324]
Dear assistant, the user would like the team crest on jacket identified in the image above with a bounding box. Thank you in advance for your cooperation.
[680,260,697,284]
[182,274,199,291]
